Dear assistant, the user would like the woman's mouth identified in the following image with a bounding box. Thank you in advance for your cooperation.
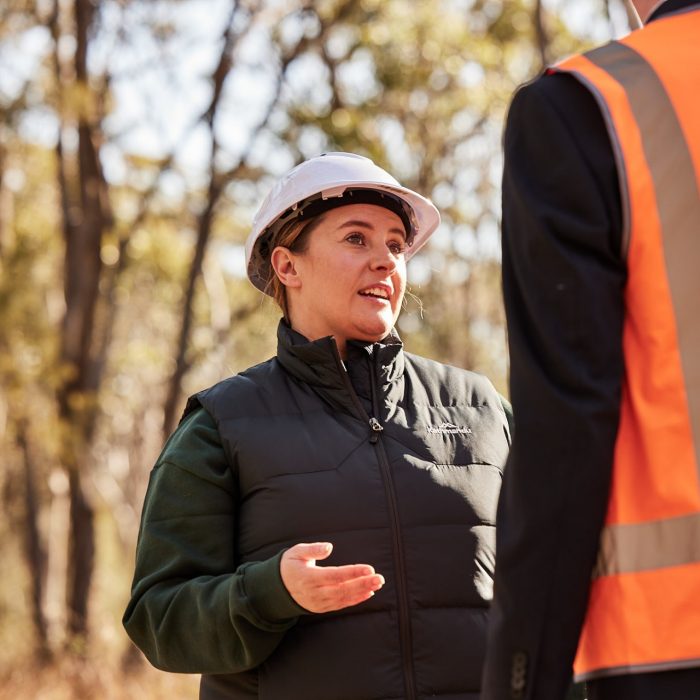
[358,285,391,301]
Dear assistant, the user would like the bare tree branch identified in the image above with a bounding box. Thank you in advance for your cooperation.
[603,0,613,33]
[162,1,301,438]
[534,0,550,69]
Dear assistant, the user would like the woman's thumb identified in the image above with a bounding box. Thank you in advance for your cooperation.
[295,542,333,561]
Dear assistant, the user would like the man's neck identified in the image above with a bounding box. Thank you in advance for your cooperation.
[633,0,666,22]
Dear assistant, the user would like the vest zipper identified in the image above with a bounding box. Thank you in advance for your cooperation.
[368,360,417,700]
[329,344,417,700]
[369,416,383,443]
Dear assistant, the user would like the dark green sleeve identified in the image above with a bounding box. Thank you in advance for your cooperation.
[123,407,305,674]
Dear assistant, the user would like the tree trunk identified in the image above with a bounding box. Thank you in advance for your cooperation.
[17,422,51,661]
[0,132,6,257]
[66,469,95,637]
[52,0,110,642]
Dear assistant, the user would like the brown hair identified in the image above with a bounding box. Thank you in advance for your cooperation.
[249,213,326,320]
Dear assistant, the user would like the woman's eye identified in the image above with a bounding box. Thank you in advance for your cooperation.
[346,233,365,245]
[388,241,405,255]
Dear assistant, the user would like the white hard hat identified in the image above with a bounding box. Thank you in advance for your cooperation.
[245,152,441,293]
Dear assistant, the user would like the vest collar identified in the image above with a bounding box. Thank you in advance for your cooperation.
[648,0,700,22]
[275,320,405,417]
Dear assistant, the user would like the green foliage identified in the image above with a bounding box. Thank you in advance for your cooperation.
[0,142,61,422]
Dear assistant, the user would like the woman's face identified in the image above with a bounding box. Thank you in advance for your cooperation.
[281,203,408,356]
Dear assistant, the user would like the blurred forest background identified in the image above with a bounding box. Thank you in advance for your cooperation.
[1,0,636,697]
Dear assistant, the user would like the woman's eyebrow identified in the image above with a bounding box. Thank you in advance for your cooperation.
[338,220,406,237]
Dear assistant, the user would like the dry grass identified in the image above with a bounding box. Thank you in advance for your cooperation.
[0,509,201,699]
[0,655,200,700]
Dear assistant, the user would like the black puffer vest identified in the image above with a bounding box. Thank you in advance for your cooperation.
[193,322,510,700]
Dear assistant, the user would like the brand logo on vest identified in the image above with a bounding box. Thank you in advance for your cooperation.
[427,422,473,435]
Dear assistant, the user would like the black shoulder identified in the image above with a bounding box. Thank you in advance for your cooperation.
[503,68,623,255]
[403,353,502,407]
[508,70,604,135]
[184,357,283,423]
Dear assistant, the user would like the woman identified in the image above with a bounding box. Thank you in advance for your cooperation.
[124,152,511,700]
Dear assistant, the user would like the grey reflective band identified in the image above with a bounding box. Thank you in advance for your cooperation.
[594,511,700,577]
[557,70,632,257]
[587,40,700,494]
[576,655,700,683]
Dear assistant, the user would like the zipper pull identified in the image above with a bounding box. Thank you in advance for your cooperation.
[369,417,384,443]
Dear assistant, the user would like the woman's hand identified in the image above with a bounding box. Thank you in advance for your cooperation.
[280,542,385,613]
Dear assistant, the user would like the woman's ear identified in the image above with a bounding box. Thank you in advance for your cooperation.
[270,246,302,289]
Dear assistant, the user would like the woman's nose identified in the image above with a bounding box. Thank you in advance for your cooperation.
[370,246,397,272]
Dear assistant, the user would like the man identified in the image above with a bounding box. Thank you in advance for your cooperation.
[482,1,700,699]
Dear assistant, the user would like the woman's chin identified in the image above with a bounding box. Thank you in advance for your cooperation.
[350,317,394,342]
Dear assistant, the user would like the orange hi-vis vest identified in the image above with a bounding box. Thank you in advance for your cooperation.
[553,6,700,683]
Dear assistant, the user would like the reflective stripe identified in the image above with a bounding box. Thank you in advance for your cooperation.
[594,511,700,577]
[555,68,632,257]
[579,655,700,683]
[587,41,700,488]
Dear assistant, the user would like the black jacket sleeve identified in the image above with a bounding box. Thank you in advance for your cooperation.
[481,73,627,700]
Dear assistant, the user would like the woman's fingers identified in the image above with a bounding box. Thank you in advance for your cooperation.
[317,573,385,612]
[303,573,385,613]
[314,563,376,584]
[280,542,385,613]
